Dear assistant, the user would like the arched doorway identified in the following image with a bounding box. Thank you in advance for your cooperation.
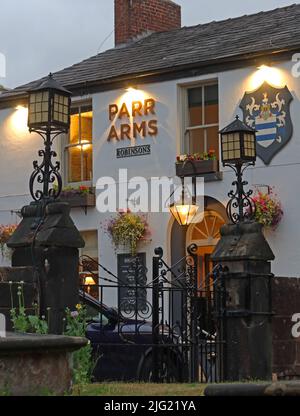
[187,210,225,291]
[170,197,226,324]
[170,196,226,287]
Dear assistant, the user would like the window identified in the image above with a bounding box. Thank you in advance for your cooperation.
[79,230,98,298]
[184,83,219,158]
[188,210,225,292]
[64,103,93,184]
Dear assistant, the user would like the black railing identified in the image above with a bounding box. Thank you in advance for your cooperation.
[78,248,226,383]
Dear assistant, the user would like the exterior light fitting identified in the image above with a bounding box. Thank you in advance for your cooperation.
[220,115,256,165]
[220,115,257,224]
[170,201,199,226]
[28,73,71,133]
[27,73,72,202]
[170,161,199,226]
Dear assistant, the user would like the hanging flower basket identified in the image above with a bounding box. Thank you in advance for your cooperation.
[252,189,283,230]
[0,224,18,258]
[105,210,151,256]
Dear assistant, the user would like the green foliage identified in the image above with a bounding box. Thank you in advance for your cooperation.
[176,150,217,162]
[9,282,49,334]
[64,304,94,385]
[106,210,151,256]
[27,314,49,335]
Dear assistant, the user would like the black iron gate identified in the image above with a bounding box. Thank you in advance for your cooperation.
[151,244,225,383]
[79,244,225,383]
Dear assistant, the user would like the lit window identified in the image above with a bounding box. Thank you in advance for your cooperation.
[65,103,93,184]
[184,83,219,158]
[79,230,98,299]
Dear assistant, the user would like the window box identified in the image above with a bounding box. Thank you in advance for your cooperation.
[175,159,219,177]
[59,187,96,208]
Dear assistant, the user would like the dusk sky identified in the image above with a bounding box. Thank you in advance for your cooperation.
[0,0,297,88]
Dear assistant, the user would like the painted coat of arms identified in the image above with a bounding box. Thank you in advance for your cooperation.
[240,81,293,165]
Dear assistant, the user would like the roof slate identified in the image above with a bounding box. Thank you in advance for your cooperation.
[1,3,300,102]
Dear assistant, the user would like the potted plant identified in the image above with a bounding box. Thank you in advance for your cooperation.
[252,189,283,230]
[105,210,151,256]
[0,223,18,259]
[175,150,219,176]
[58,185,96,208]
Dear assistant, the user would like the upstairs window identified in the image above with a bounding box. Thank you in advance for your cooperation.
[184,83,219,158]
[65,103,93,184]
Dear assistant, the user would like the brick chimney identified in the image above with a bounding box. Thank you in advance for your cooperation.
[115,0,181,46]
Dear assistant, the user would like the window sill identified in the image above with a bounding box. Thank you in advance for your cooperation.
[175,159,219,177]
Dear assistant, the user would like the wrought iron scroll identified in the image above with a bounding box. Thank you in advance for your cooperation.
[225,163,256,224]
[29,131,62,202]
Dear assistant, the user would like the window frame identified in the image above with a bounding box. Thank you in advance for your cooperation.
[79,229,99,299]
[62,100,93,187]
[181,81,219,156]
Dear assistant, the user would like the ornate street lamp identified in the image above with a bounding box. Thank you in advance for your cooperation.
[27,73,72,202]
[170,160,199,226]
[220,115,257,223]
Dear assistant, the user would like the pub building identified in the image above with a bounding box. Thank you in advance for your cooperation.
[1,1,300,376]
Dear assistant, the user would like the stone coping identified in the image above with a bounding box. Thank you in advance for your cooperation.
[205,382,300,396]
[0,332,88,353]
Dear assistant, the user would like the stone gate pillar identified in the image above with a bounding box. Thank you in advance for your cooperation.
[7,201,85,334]
[211,221,275,381]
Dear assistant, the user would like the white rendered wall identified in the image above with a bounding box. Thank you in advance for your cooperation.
[0,60,299,280]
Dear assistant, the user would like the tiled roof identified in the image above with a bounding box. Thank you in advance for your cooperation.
[1,3,300,102]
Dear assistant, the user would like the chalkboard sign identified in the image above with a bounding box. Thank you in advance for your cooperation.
[117,253,147,315]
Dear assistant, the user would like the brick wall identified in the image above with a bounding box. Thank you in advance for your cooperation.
[272,277,300,379]
[115,0,181,46]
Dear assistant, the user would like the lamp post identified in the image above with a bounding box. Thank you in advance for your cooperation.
[8,74,85,335]
[220,115,257,224]
[170,160,199,226]
[27,73,72,203]
[211,116,274,382]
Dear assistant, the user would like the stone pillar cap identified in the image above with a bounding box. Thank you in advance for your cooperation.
[211,221,275,262]
[7,201,85,249]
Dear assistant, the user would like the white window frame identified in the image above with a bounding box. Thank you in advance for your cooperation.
[180,80,219,155]
[62,100,93,187]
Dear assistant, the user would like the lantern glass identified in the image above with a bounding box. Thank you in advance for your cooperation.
[28,91,50,126]
[27,74,71,133]
[53,93,70,126]
[170,204,199,226]
[220,115,257,165]
[244,133,256,158]
[221,132,241,163]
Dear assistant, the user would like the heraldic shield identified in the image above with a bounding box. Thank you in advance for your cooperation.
[240,81,293,165]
